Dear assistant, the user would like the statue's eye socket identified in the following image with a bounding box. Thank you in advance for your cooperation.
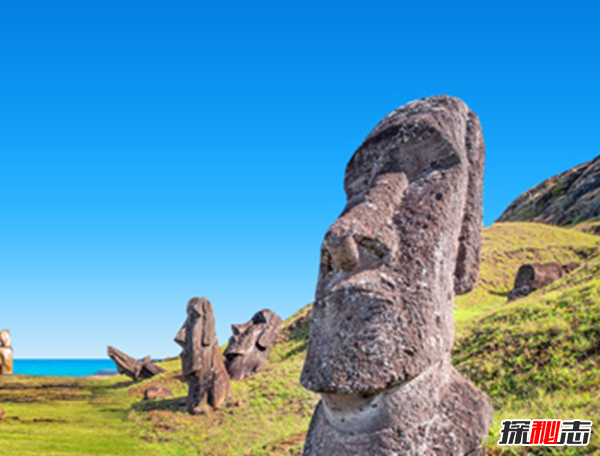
[356,237,389,259]
[188,307,201,318]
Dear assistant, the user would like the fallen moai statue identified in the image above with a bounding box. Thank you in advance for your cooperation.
[507,261,580,301]
[300,95,493,455]
[0,330,13,375]
[224,309,282,381]
[174,297,230,414]
[107,346,166,381]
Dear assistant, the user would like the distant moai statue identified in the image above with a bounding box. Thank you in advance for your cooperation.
[224,309,282,380]
[174,297,230,414]
[0,330,13,375]
[507,262,580,301]
[300,96,493,455]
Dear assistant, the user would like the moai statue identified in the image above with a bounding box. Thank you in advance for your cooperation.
[174,297,230,414]
[107,346,166,381]
[0,330,13,375]
[300,96,493,455]
[224,309,283,380]
[507,262,579,301]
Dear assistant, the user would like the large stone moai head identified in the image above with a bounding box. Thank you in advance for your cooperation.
[174,297,230,414]
[300,96,492,455]
[301,95,484,393]
[0,330,13,375]
[224,309,282,380]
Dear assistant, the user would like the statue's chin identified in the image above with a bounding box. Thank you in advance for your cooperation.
[320,391,391,434]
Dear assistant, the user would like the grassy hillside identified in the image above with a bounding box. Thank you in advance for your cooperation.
[454,222,599,335]
[454,223,600,455]
[1,222,599,455]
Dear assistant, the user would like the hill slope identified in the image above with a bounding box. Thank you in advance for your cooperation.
[454,223,600,455]
[497,155,600,227]
[1,223,599,455]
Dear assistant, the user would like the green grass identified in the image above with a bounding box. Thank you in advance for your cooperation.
[454,261,600,453]
[453,222,600,454]
[1,222,599,455]
[570,216,600,235]
[0,376,141,456]
[454,222,599,337]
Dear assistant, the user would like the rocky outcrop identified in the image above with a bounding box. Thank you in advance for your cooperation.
[300,95,492,455]
[507,262,580,301]
[107,346,166,381]
[497,155,600,226]
[174,297,230,414]
[224,309,282,381]
[143,384,174,400]
[0,330,13,375]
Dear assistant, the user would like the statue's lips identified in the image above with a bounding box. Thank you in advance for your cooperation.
[313,286,400,338]
[224,348,250,357]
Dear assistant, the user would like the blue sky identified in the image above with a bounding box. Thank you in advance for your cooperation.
[1,0,598,358]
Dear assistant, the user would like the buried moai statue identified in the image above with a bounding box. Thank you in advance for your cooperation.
[224,309,282,381]
[174,297,230,414]
[300,96,493,455]
[507,262,580,301]
[0,330,13,375]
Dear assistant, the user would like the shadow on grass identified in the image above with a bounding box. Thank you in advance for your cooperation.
[101,380,135,390]
[489,290,509,297]
[131,397,186,412]
[283,342,308,360]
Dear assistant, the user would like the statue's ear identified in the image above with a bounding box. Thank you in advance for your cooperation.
[257,312,282,350]
[201,299,217,347]
[454,112,484,295]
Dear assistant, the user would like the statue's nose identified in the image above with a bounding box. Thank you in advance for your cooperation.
[323,225,359,272]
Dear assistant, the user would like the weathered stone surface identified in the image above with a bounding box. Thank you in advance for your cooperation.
[143,384,174,400]
[563,261,581,273]
[107,346,166,381]
[507,262,579,301]
[0,330,13,375]
[497,154,600,226]
[300,95,492,455]
[174,297,230,414]
[224,309,282,381]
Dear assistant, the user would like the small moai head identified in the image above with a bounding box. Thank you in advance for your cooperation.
[174,297,217,377]
[224,309,282,380]
[301,95,485,394]
[0,331,9,348]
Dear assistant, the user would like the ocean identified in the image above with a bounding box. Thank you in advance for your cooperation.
[12,359,117,377]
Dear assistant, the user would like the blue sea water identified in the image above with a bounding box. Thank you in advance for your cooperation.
[13,359,117,377]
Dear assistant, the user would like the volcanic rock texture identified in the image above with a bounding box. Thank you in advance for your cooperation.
[497,155,600,226]
[224,309,282,381]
